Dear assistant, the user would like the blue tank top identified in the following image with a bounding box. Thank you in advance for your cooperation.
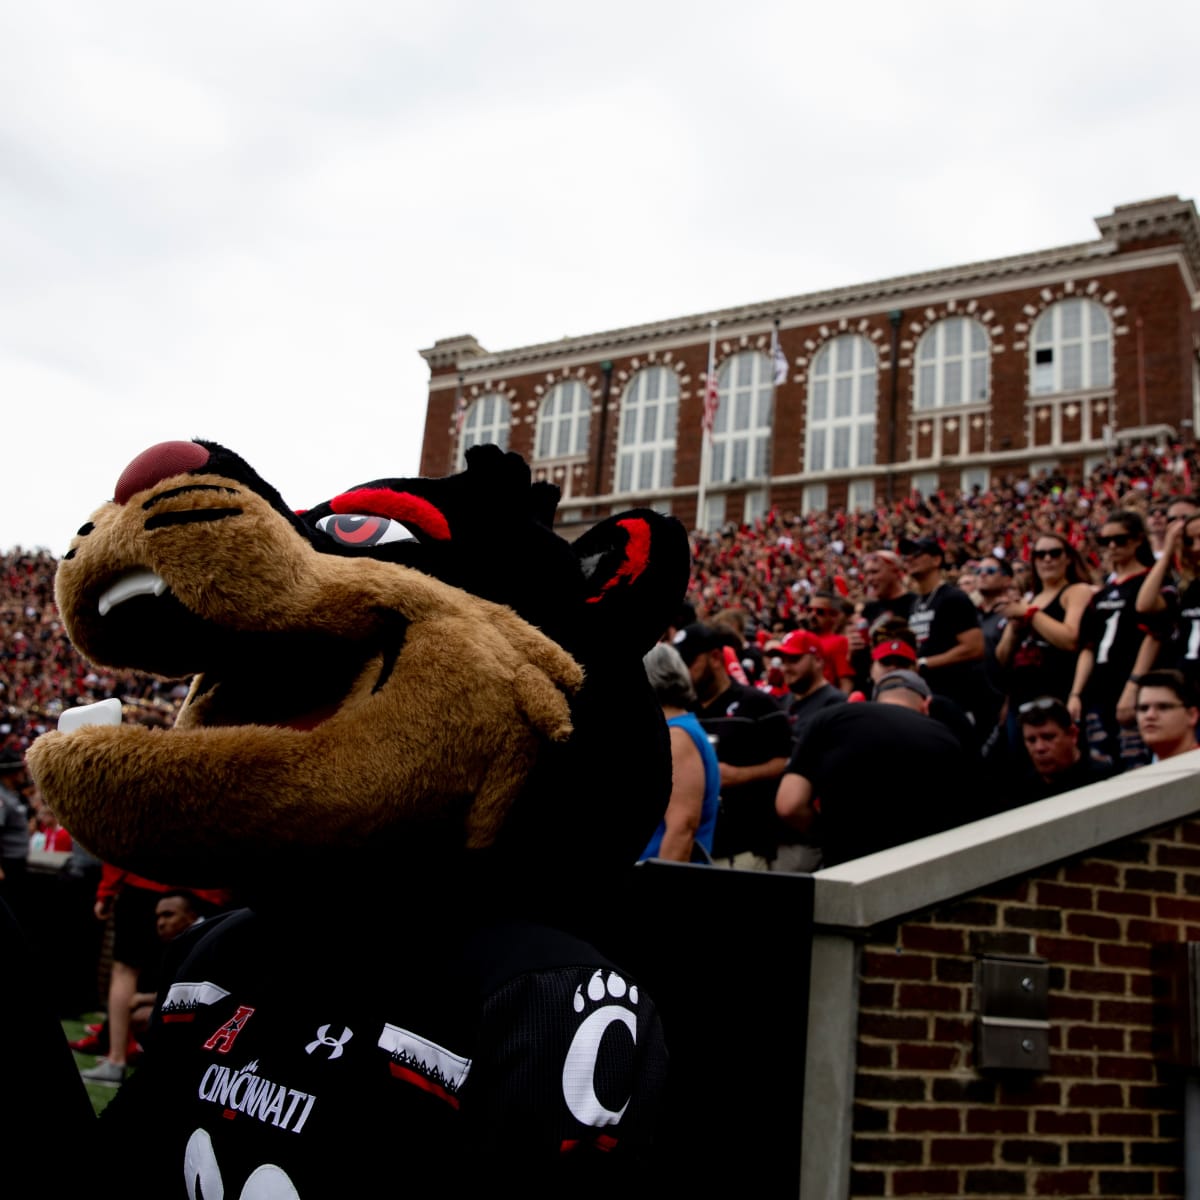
[640,712,721,860]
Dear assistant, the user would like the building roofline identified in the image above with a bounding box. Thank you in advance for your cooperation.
[420,197,1200,378]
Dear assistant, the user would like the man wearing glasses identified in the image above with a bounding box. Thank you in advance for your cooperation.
[1135,670,1199,761]
[974,555,1015,695]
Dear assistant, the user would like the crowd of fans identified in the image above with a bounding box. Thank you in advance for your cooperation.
[662,440,1200,868]
[2,439,1199,876]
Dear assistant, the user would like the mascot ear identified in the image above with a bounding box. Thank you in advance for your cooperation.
[573,509,691,652]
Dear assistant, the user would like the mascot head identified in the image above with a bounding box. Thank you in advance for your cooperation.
[28,440,689,910]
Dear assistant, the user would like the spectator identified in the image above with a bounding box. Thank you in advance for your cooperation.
[774,683,983,869]
[0,753,30,919]
[673,623,792,870]
[639,644,719,863]
[1136,511,1200,685]
[769,629,846,742]
[805,590,855,694]
[1135,670,1200,761]
[900,535,996,738]
[1069,511,1159,770]
[1015,697,1115,800]
[996,531,1094,737]
[975,556,1015,694]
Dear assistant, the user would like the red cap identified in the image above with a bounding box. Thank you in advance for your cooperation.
[871,638,917,664]
[766,629,822,658]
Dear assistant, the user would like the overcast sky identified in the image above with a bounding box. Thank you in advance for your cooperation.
[3,1,1198,551]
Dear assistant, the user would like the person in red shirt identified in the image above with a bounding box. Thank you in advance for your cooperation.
[805,590,854,694]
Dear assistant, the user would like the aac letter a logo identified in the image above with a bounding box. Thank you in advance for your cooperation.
[204,1006,256,1054]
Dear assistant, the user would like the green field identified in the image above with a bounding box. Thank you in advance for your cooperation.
[62,1014,128,1115]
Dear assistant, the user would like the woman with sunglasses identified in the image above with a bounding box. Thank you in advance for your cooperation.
[1135,511,1200,682]
[995,532,1093,723]
[1068,511,1160,770]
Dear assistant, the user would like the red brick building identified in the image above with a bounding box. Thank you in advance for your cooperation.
[420,196,1200,530]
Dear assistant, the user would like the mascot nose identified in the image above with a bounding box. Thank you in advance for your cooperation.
[114,441,212,505]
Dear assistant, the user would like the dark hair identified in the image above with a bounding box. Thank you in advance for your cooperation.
[1016,696,1074,731]
[1106,510,1155,567]
[1030,530,1092,586]
[1136,669,1199,709]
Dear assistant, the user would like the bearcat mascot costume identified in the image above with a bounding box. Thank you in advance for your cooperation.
[27,438,690,1198]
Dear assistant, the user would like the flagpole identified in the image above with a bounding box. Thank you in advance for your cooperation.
[452,372,465,469]
[767,317,786,515]
[696,319,718,530]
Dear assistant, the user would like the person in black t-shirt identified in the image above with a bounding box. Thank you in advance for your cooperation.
[774,693,982,869]
[900,536,997,739]
[672,623,792,869]
[1137,512,1200,687]
[1014,696,1115,802]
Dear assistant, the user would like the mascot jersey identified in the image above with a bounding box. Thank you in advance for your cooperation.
[28,439,690,1197]
[104,907,667,1197]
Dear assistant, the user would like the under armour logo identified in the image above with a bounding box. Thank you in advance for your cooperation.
[306,1024,353,1060]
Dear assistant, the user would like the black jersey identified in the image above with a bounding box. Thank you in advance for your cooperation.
[101,908,667,1198]
[1162,577,1200,678]
[1080,571,1151,708]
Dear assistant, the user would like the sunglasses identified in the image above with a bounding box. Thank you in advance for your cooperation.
[1018,696,1068,716]
[1097,534,1132,548]
[1032,547,1065,560]
[977,566,1002,575]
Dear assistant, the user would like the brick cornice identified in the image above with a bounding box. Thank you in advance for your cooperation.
[1094,194,1200,284]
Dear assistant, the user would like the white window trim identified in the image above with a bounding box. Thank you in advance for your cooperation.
[457,393,512,468]
[914,317,991,411]
[535,380,592,462]
[1030,298,1112,396]
[710,352,775,484]
[806,335,878,473]
[615,366,679,494]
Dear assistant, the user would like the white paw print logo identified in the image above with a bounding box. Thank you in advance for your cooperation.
[562,969,638,1128]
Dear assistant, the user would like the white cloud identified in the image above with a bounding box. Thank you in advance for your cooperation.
[2,0,1198,548]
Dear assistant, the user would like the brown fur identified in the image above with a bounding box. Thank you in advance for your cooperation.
[27,468,583,884]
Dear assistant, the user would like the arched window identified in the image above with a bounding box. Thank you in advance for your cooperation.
[616,367,678,493]
[915,317,990,409]
[1030,299,1112,394]
[710,351,774,484]
[535,380,591,459]
[457,393,511,467]
[806,335,877,472]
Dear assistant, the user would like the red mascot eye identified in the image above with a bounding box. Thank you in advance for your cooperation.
[314,514,414,547]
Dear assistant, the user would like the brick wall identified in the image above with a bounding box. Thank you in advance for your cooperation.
[849,819,1200,1198]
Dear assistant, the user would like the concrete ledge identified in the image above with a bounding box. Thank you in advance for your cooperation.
[812,754,1200,929]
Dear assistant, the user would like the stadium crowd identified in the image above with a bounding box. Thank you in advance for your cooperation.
[4,440,1200,1090]
[2,439,1199,875]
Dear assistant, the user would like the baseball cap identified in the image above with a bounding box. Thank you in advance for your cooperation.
[671,623,722,665]
[873,669,931,701]
[765,629,821,658]
[870,639,917,664]
[899,536,942,557]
